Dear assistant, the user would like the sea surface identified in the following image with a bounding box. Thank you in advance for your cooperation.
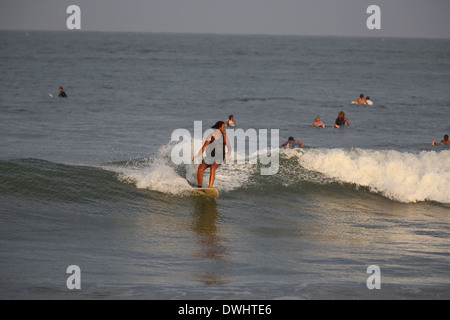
[0,31,449,299]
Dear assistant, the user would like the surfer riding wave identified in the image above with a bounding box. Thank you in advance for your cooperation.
[192,121,231,188]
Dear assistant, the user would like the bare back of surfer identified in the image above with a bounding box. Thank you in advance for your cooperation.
[355,94,367,104]
[192,121,231,188]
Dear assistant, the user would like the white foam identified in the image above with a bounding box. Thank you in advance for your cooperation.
[105,138,450,203]
[106,138,258,195]
[113,158,193,195]
[295,148,450,203]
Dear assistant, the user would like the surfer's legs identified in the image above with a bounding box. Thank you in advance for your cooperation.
[197,162,220,188]
[197,163,208,187]
[208,163,221,188]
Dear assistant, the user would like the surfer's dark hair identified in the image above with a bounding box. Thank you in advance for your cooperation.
[211,121,225,129]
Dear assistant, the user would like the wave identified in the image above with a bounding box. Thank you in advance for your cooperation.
[105,147,194,196]
[2,146,449,204]
[295,148,450,203]
[105,139,450,203]
[0,158,140,204]
[219,97,297,103]
[104,143,257,196]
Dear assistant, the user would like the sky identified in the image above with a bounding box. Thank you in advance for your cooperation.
[1,0,450,38]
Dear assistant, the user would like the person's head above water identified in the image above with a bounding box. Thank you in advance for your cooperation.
[444,135,449,141]
[59,87,64,92]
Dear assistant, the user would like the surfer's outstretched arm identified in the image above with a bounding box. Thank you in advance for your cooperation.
[294,140,304,148]
[192,138,211,162]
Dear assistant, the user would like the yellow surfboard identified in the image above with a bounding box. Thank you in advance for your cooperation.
[192,188,219,199]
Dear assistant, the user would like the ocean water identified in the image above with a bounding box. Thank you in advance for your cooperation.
[0,31,449,300]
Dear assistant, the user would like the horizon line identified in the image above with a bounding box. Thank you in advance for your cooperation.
[1,27,450,41]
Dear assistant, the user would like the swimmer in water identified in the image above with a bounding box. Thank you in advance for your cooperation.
[334,111,350,128]
[354,94,367,105]
[281,137,304,149]
[432,134,450,146]
[312,116,325,128]
[225,115,236,127]
[58,87,67,98]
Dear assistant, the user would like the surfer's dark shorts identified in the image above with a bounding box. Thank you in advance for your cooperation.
[201,160,222,168]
